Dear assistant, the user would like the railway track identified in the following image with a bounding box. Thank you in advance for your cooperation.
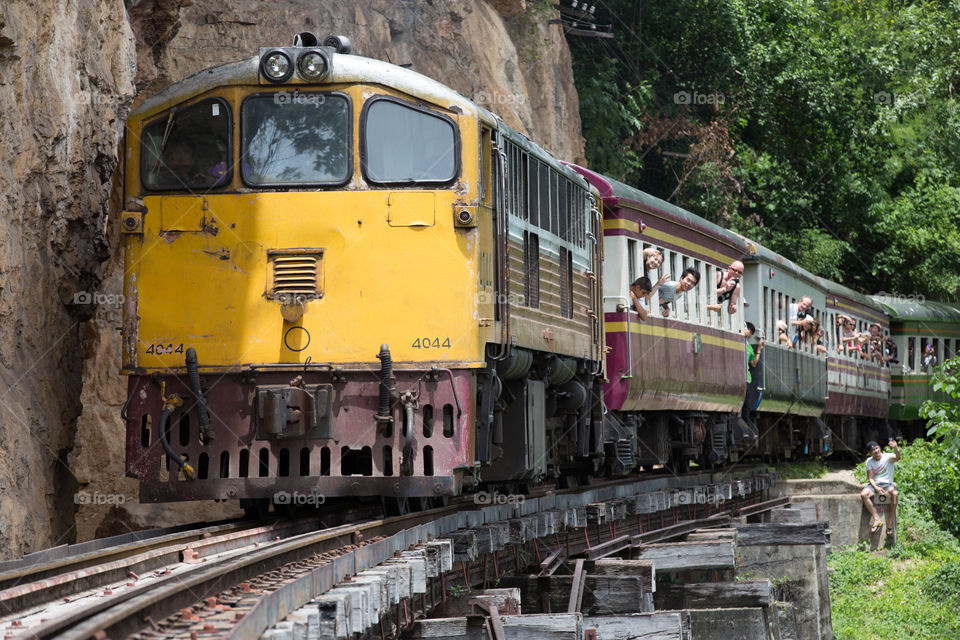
[0,469,782,640]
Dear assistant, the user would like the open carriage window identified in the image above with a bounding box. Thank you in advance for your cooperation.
[142,98,232,191]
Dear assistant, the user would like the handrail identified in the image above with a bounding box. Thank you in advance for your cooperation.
[588,198,603,375]
[491,135,511,361]
[604,295,633,379]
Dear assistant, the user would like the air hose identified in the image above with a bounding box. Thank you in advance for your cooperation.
[185,348,213,442]
[159,385,195,479]
[376,344,393,422]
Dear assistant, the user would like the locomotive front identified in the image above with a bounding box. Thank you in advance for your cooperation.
[120,37,490,510]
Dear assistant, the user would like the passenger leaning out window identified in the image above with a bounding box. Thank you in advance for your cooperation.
[658,267,700,318]
[629,274,669,322]
[707,260,743,314]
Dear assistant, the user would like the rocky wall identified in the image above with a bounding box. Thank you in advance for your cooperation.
[0,0,136,558]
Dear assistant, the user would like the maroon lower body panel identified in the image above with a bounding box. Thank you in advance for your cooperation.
[603,313,745,413]
[825,358,888,419]
[124,369,475,502]
[825,390,887,419]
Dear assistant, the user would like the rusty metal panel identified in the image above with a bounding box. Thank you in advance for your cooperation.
[125,369,474,502]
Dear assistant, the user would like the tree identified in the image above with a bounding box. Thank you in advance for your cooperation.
[921,356,960,455]
[569,0,960,301]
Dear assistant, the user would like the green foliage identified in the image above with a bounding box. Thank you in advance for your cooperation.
[922,355,960,455]
[923,559,960,603]
[775,459,832,480]
[570,0,960,300]
[888,497,960,560]
[829,544,960,639]
[829,492,960,638]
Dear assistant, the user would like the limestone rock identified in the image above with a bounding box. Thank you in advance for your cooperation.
[0,0,136,558]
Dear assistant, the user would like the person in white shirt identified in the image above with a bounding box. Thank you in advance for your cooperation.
[860,439,901,535]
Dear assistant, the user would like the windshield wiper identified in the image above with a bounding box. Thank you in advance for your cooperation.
[154,107,178,170]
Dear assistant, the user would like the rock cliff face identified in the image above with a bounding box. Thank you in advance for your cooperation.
[0,0,136,557]
[1,0,584,556]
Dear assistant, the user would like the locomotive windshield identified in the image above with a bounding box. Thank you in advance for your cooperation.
[241,92,351,186]
[141,98,231,191]
[362,97,457,184]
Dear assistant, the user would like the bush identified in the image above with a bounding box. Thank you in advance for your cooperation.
[889,497,960,560]
[776,460,831,479]
[923,559,960,603]
[830,540,960,638]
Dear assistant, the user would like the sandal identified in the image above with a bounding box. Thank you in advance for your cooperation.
[886,527,894,536]
[871,519,883,533]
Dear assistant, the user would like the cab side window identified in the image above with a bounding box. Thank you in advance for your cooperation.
[363,97,458,184]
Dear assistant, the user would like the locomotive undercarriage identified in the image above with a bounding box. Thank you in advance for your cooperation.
[124,367,474,504]
[128,353,784,509]
[477,348,606,489]
[476,345,756,488]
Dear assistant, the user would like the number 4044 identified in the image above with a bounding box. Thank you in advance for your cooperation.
[145,343,184,355]
[412,337,451,349]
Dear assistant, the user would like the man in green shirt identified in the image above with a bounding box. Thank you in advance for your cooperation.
[744,322,764,382]
[741,322,764,432]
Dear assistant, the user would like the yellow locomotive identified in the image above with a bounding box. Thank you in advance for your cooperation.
[121,34,604,514]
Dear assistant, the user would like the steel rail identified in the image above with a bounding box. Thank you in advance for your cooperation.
[0,520,249,592]
[0,517,325,616]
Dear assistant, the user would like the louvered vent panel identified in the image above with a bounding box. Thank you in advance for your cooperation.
[268,251,323,299]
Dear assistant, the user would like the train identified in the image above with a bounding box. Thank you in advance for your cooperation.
[118,34,960,515]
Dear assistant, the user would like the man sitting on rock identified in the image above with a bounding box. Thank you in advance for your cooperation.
[860,439,901,536]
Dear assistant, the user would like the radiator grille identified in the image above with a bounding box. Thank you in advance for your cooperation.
[268,251,323,299]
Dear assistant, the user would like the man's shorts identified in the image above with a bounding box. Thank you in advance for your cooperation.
[863,482,896,495]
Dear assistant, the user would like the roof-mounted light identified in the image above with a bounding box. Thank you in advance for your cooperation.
[297,51,329,81]
[323,35,352,54]
[260,50,293,83]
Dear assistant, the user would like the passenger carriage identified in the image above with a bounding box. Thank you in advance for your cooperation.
[822,284,891,452]
[874,297,960,437]
[573,167,750,468]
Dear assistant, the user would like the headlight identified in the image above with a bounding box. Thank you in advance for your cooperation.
[260,51,293,82]
[297,51,328,81]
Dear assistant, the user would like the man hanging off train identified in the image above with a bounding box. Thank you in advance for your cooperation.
[707,260,744,314]
[658,267,701,318]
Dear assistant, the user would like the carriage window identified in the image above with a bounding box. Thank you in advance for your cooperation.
[363,98,457,183]
[242,93,350,186]
[763,286,769,337]
[693,259,704,326]
[777,292,784,337]
[142,98,231,191]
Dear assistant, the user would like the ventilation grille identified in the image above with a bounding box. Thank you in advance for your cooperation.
[523,231,540,308]
[268,250,323,300]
